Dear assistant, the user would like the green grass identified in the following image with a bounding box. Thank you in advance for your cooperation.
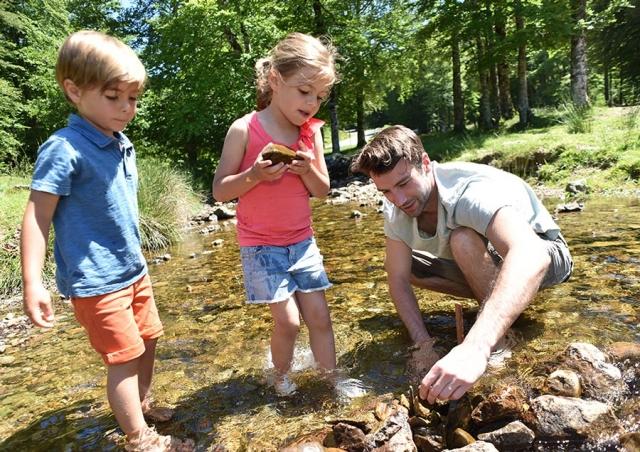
[421,106,640,192]
[0,175,32,296]
[137,157,201,251]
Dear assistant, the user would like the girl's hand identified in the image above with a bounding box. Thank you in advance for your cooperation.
[252,157,288,182]
[288,142,315,176]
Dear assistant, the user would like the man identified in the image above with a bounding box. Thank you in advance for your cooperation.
[350,125,572,403]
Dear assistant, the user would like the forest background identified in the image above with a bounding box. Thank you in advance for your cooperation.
[1,0,639,295]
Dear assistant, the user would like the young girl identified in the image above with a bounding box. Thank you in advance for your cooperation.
[212,33,338,395]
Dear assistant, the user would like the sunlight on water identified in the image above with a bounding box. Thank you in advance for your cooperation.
[1,197,638,450]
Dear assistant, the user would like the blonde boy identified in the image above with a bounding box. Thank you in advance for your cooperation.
[20,30,193,451]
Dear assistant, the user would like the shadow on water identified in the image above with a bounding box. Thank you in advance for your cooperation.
[1,197,639,449]
[1,399,118,451]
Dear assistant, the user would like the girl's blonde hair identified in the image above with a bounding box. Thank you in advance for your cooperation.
[56,30,146,101]
[255,32,338,110]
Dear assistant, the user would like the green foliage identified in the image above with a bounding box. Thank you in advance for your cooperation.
[0,175,55,296]
[137,158,200,251]
[560,101,593,134]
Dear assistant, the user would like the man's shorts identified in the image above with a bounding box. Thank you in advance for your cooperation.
[71,274,164,365]
[411,232,573,289]
[240,237,332,304]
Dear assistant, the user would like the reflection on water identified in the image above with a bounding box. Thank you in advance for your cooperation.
[1,197,638,450]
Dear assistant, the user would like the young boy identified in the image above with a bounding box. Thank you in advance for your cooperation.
[20,30,194,451]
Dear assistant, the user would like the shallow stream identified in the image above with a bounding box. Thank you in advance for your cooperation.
[1,196,638,450]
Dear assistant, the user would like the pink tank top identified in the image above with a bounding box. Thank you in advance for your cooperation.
[236,111,324,246]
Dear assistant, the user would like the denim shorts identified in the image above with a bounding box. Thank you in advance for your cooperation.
[410,232,573,289]
[240,237,332,304]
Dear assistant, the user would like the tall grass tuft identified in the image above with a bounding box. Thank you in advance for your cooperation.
[137,158,200,251]
[561,101,593,134]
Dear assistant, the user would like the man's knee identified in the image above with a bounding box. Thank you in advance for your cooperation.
[450,227,486,257]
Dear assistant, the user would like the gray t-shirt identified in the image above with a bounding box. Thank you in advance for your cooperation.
[383,161,560,259]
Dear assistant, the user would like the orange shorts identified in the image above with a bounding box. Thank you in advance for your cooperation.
[72,274,164,365]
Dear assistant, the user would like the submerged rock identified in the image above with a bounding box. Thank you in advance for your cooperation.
[608,342,640,363]
[545,369,581,397]
[477,420,534,450]
[470,386,530,425]
[445,441,498,451]
[531,395,614,438]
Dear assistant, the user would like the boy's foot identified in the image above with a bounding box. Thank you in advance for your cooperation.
[274,374,298,397]
[141,398,174,423]
[125,425,195,452]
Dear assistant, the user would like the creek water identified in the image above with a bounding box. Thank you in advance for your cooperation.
[0,196,638,450]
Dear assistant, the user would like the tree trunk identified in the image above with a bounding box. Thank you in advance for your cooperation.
[570,0,589,107]
[619,68,624,105]
[328,90,340,153]
[489,62,500,126]
[452,30,466,133]
[495,20,513,119]
[312,0,340,152]
[604,61,610,106]
[476,36,492,131]
[356,87,366,147]
[514,2,531,128]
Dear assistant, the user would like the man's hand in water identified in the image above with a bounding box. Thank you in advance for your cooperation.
[418,342,489,403]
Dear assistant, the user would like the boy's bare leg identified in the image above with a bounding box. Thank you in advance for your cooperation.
[138,338,156,402]
[137,338,173,422]
[268,297,301,376]
[107,359,146,436]
[296,291,336,371]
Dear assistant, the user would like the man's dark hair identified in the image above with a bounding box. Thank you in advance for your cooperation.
[350,125,426,177]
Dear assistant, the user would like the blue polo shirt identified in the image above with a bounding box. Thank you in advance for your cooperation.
[31,114,147,297]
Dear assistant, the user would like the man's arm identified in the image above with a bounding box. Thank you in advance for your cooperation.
[21,190,59,328]
[419,206,550,403]
[385,237,431,344]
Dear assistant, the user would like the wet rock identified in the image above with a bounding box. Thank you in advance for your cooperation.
[566,179,588,194]
[545,369,581,397]
[566,342,621,380]
[470,386,530,425]
[399,393,411,411]
[375,402,395,421]
[212,239,224,247]
[555,202,584,213]
[0,355,16,365]
[0,343,6,353]
[161,254,171,261]
[413,433,443,452]
[367,406,416,451]
[332,422,367,451]
[351,210,363,219]
[213,205,236,220]
[620,432,640,451]
[446,398,473,437]
[477,420,534,450]
[447,428,475,449]
[445,441,498,451]
[608,342,640,362]
[531,395,614,438]
[326,152,354,181]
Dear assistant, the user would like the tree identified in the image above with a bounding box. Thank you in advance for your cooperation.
[570,0,589,106]
[0,0,70,162]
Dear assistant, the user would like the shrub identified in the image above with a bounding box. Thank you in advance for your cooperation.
[137,158,200,251]
[561,102,593,134]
